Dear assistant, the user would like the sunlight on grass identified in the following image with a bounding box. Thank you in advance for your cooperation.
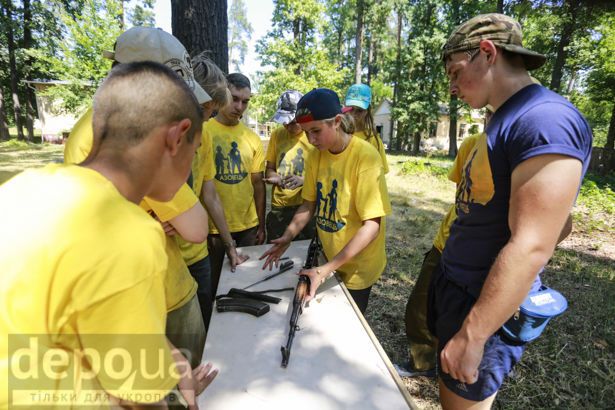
[0,140,64,185]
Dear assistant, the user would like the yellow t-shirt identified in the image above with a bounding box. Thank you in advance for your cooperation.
[0,165,178,407]
[65,106,199,309]
[432,133,481,251]
[303,137,391,290]
[203,118,265,234]
[63,106,94,164]
[354,130,389,174]
[177,123,218,266]
[266,126,315,208]
[141,190,199,312]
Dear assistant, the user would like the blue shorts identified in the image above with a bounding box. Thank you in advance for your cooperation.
[427,263,526,401]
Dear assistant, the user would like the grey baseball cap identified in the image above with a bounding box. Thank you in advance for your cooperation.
[272,90,303,124]
[103,27,211,104]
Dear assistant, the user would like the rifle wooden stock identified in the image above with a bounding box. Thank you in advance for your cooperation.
[280,236,322,368]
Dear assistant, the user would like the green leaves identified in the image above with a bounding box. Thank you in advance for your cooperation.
[252,0,348,121]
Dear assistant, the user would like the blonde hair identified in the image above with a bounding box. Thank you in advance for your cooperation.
[324,113,355,135]
[191,52,231,109]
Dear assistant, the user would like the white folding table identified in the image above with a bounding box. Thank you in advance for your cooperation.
[199,240,416,409]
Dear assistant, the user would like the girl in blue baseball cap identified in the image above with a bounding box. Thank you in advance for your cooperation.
[343,84,389,173]
[260,88,391,313]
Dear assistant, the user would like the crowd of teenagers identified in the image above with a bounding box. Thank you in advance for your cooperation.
[0,12,593,410]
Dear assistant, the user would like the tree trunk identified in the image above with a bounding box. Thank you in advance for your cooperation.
[354,0,365,84]
[391,9,403,151]
[336,22,343,66]
[2,0,25,140]
[412,132,421,155]
[23,0,35,141]
[448,97,458,158]
[118,0,125,29]
[565,69,576,95]
[366,32,373,85]
[603,102,615,173]
[448,0,461,157]
[0,86,10,141]
[497,0,504,13]
[549,0,579,93]
[171,0,229,74]
[293,18,302,75]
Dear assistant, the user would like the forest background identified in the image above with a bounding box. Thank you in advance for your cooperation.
[0,0,614,170]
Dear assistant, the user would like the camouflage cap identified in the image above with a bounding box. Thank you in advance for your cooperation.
[442,13,546,70]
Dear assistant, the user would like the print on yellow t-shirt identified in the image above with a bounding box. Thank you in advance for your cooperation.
[203,118,265,234]
[266,126,315,208]
[303,137,391,290]
[432,132,482,251]
[455,132,495,215]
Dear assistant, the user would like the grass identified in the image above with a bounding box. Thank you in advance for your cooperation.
[0,139,64,185]
[367,153,615,409]
[1,142,613,408]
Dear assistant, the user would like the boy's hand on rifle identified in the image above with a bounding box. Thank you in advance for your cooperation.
[300,265,333,301]
[259,234,291,270]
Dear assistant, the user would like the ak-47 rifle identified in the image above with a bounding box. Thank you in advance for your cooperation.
[280,235,322,368]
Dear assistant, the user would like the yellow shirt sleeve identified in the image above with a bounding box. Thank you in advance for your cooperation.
[251,133,266,173]
[265,127,280,165]
[140,188,199,311]
[143,184,199,222]
[64,107,94,165]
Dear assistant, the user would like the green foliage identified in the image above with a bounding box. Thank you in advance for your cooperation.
[228,0,253,72]
[253,0,348,121]
[577,173,615,215]
[572,12,615,148]
[400,156,451,180]
[29,0,122,112]
[129,0,156,27]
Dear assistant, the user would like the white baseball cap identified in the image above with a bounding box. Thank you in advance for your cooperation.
[103,27,211,105]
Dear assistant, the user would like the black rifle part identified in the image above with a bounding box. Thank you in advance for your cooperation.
[220,288,282,304]
[280,236,322,368]
[216,297,270,317]
[243,260,295,290]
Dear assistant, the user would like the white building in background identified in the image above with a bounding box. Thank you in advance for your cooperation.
[372,99,485,151]
[373,99,393,148]
[24,80,91,143]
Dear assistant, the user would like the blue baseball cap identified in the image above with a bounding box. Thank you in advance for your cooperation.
[344,83,371,110]
[295,88,342,124]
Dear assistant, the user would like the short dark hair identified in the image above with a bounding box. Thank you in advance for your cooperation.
[93,61,203,146]
[227,73,251,91]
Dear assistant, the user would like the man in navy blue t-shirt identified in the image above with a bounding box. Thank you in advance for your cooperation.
[429,13,593,409]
